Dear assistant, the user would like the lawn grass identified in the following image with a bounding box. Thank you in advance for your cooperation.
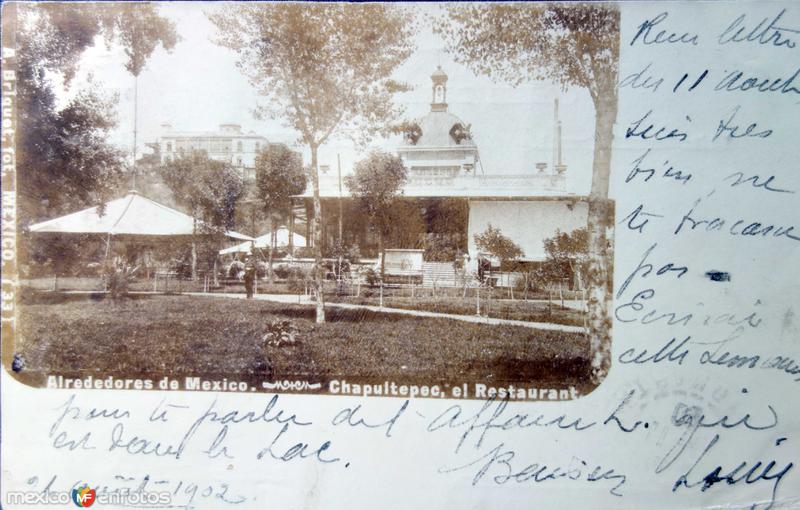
[15,292,591,391]
[326,295,584,326]
[20,276,287,294]
[21,277,583,326]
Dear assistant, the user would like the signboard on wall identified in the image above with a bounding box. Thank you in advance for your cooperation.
[380,249,424,275]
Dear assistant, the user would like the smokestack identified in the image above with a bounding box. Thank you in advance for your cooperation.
[558,121,563,166]
[552,98,558,172]
[554,98,567,174]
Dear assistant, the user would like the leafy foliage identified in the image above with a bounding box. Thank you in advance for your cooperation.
[392,121,423,145]
[160,151,245,233]
[255,144,306,224]
[286,267,313,294]
[543,228,590,288]
[255,143,306,281]
[261,318,301,347]
[382,200,427,252]
[439,3,620,382]
[160,151,245,276]
[23,233,102,279]
[103,4,180,77]
[420,198,469,262]
[345,151,408,220]
[209,3,416,322]
[437,3,619,103]
[103,263,138,301]
[345,151,408,279]
[15,3,178,222]
[209,4,415,149]
[474,224,524,264]
[449,123,472,145]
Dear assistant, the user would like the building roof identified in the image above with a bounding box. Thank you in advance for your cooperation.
[404,110,477,149]
[431,66,448,81]
[158,131,268,140]
[300,172,579,199]
[156,123,267,141]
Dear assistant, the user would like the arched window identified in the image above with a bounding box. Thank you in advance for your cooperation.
[237,141,243,152]
[434,84,445,103]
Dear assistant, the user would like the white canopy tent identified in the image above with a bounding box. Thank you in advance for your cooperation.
[28,191,253,289]
[219,228,306,256]
[29,190,251,240]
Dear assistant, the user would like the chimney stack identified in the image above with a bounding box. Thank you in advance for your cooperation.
[552,98,558,172]
[553,98,567,174]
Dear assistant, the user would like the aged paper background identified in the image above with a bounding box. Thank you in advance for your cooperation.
[2,1,799,509]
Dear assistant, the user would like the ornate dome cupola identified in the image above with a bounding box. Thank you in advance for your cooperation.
[396,66,480,187]
[431,66,448,112]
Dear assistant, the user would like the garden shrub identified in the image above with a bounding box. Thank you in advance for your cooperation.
[261,318,300,347]
[103,264,137,301]
[286,267,310,293]
[273,264,290,280]
[228,261,245,279]
[364,268,380,287]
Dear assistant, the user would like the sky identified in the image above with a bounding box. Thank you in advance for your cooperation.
[57,2,597,194]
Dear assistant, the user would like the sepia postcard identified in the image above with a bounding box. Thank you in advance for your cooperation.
[1,2,798,509]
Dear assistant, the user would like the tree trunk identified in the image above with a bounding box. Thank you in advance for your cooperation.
[191,217,198,281]
[586,93,617,385]
[288,200,295,257]
[310,145,326,323]
[523,272,529,301]
[268,217,276,284]
[305,200,312,250]
[191,242,197,281]
[379,228,386,282]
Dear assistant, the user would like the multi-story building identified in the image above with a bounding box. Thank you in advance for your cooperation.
[150,123,269,180]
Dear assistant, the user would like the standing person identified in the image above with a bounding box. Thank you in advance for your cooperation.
[477,255,487,283]
[244,258,256,299]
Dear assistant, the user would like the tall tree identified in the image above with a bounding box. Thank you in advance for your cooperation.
[474,224,524,266]
[255,144,307,283]
[543,228,590,291]
[209,3,415,323]
[15,3,177,223]
[439,3,620,383]
[103,4,179,188]
[344,151,408,281]
[160,151,245,281]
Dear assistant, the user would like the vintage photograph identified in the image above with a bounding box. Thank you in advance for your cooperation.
[6,2,618,399]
